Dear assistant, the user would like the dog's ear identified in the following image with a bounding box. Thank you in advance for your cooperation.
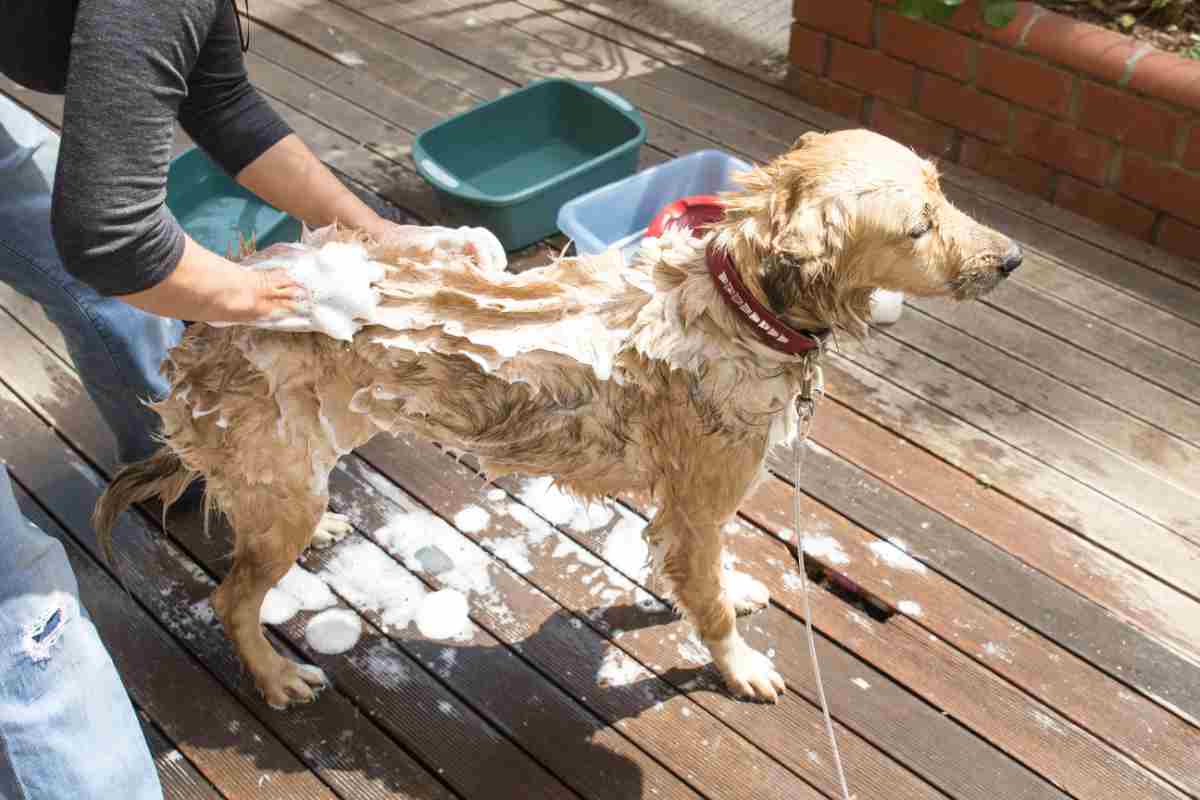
[759,197,849,313]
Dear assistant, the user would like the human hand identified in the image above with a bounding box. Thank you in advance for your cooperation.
[120,238,309,324]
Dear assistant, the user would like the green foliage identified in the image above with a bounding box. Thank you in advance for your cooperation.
[897,0,1019,27]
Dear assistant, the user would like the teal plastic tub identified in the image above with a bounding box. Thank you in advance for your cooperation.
[165,147,301,258]
[413,79,646,251]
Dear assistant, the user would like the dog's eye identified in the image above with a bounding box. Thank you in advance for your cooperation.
[909,220,933,239]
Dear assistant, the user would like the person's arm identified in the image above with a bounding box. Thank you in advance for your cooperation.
[236,135,386,237]
[51,0,300,321]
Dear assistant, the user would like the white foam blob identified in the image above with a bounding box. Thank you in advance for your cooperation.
[214,241,386,341]
[869,289,905,325]
[415,589,471,640]
[305,609,362,654]
[801,535,850,565]
[597,645,648,688]
[260,565,337,624]
[260,589,301,625]
[454,505,491,533]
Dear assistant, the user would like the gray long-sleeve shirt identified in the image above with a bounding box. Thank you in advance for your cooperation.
[1,0,292,295]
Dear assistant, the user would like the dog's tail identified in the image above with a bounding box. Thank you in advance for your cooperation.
[93,446,198,566]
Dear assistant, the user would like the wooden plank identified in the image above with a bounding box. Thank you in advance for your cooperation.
[816,356,1200,597]
[0,407,339,800]
[262,0,745,163]
[964,282,1200,412]
[880,304,1200,481]
[757,442,1200,722]
[0,311,588,800]
[797,398,1200,666]
[828,335,1200,541]
[743,462,1200,785]
[133,712,227,800]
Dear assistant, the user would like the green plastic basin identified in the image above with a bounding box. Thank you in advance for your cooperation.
[165,147,301,258]
[413,79,646,251]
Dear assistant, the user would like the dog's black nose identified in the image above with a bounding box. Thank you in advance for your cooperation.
[999,245,1023,275]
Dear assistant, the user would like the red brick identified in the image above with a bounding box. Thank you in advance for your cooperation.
[782,68,866,122]
[918,72,1011,143]
[1011,110,1114,184]
[792,0,873,46]
[1155,216,1200,262]
[788,24,828,75]
[1077,82,1184,160]
[959,136,1054,198]
[941,0,984,34]
[879,10,973,80]
[1119,151,1200,227]
[1054,175,1156,240]
[829,39,917,106]
[977,45,1074,117]
[869,101,957,157]
[980,1,1042,47]
[1183,124,1200,171]
[1021,12,1140,84]
[1126,51,1200,115]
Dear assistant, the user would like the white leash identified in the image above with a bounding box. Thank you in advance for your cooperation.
[793,355,853,800]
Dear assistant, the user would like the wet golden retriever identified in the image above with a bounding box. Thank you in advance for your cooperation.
[95,129,1021,709]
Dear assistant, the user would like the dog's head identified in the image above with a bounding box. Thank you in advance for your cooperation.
[716,129,1021,332]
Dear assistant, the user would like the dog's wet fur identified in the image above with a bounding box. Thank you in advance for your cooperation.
[95,130,1020,709]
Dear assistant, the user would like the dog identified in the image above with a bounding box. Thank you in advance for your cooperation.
[94,129,1021,709]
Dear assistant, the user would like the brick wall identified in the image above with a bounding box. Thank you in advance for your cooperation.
[786,0,1200,260]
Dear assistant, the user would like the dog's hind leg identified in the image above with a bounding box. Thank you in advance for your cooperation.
[210,484,331,709]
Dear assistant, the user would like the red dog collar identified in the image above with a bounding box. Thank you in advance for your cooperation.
[647,196,827,356]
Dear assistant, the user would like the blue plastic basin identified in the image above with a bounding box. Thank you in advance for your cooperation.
[557,149,753,261]
[165,147,301,258]
[413,79,646,252]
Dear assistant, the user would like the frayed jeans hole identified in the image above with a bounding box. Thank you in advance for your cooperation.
[24,605,69,663]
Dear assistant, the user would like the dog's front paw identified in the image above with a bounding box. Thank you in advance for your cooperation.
[257,657,329,710]
[310,512,352,550]
[712,636,786,703]
[726,570,770,615]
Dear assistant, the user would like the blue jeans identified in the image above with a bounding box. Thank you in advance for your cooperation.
[0,465,161,800]
[0,93,181,466]
[0,96,165,798]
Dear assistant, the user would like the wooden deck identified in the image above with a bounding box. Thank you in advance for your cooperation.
[2,1,1199,798]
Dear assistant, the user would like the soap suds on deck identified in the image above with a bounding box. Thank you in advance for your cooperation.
[416,590,472,641]
[801,536,850,565]
[868,540,926,573]
[597,645,650,687]
[305,609,362,654]
[261,565,337,624]
[454,505,491,534]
